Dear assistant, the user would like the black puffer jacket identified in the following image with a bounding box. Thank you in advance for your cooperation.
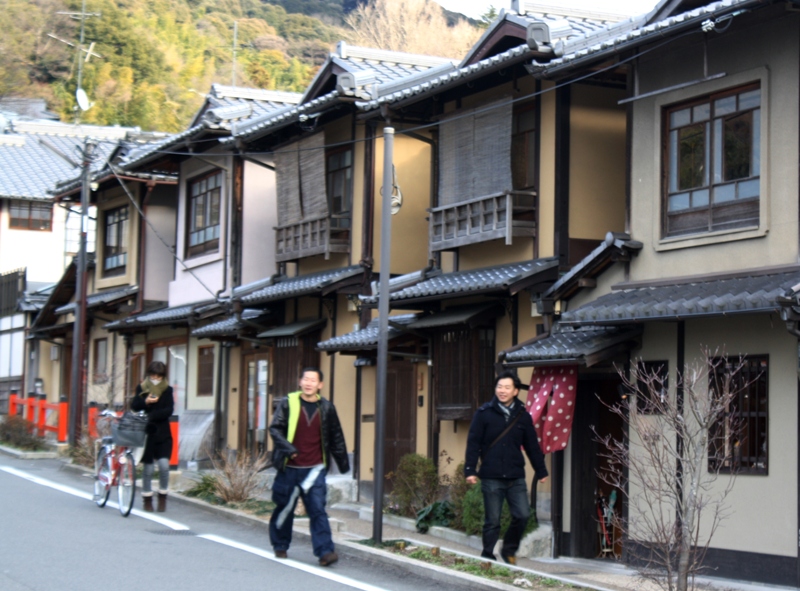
[269,391,349,474]
[131,384,174,444]
[464,397,548,481]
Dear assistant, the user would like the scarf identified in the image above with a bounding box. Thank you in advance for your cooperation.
[139,377,169,399]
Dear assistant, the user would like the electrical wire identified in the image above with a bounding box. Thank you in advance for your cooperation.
[107,162,221,301]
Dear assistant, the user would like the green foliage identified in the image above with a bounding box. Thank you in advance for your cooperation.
[415,500,455,533]
[2,0,343,130]
[445,462,472,532]
[387,453,440,518]
[0,415,46,451]
[184,472,222,503]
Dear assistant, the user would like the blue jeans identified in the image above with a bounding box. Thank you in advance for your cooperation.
[481,478,530,557]
[269,465,334,557]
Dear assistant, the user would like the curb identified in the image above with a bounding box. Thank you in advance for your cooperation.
[0,444,60,459]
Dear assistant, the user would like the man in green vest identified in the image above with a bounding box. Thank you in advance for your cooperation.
[269,367,349,566]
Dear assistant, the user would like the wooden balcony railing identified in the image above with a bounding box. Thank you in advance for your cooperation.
[275,214,351,262]
[429,190,536,252]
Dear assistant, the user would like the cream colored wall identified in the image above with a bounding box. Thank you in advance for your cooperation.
[297,253,350,276]
[241,158,278,285]
[142,184,176,303]
[226,346,241,450]
[569,84,627,240]
[359,365,376,481]
[629,316,796,557]
[351,122,366,265]
[415,360,429,456]
[86,324,128,407]
[629,12,799,279]
[372,127,433,275]
[94,185,141,291]
[538,81,557,259]
[330,296,358,454]
[458,240,535,271]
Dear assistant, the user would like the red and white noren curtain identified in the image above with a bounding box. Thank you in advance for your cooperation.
[525,366,578,454]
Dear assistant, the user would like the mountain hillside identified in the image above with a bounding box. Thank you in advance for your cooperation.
[0,0,482,132]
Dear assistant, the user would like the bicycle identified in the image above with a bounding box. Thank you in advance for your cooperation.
[93,409,144,517]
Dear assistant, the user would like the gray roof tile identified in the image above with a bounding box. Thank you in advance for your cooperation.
[317,314,418,352]
[240,266,363,305]
[504,325,642,366]
[362,259,558,305]
[561,269,800,325]
[191,308,269,338]
[105,302,216,330]
[55,285,138,315]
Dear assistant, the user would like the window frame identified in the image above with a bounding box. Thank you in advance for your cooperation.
[93,338,108,384]
[708,355,768,476]
[635,360,668,415]
[325,146,354,222]
[102,205,129,277]
[186,170,223,259]
[511,101,538,191]
[662,82,761,239]
[9,200,52,231]
[196,345,215,397]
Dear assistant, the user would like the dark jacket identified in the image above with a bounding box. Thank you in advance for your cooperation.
[464,397,548,481]
[131,384,174,444]
[269,391,349,474]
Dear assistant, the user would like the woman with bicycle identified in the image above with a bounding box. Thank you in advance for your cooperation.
[131,361,174,512]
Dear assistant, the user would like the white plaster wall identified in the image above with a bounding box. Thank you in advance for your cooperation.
[0,200,70,283]
[240,158,278,285]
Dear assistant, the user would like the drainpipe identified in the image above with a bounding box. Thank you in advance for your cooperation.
[213,342,229,453]
[133,182,156,316]
[354,365,362,493]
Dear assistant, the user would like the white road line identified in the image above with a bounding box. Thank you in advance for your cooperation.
[0,465,189,531]
[198,534,391,591]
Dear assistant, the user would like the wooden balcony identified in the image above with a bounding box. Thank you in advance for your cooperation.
[275,214,350,262]
[429,191,536,252]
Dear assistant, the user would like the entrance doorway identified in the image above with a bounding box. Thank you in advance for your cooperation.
[569,376,625,559]
[241,352,269,455]
[384,361,417,490]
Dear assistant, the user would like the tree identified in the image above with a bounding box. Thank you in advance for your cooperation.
[479,6,499,29]
[344,0,481,59]
[596,352,749,591]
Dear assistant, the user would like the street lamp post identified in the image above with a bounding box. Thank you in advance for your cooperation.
[373,127,394,544]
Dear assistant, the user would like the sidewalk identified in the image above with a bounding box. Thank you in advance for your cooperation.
[164,471,788,591]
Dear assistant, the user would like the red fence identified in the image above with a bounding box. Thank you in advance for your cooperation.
[10,395,179,467]
[9,394,68,442]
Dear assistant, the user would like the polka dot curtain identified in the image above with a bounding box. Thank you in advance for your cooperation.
[525,366,578,454]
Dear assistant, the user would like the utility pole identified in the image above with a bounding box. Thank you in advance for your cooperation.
[68,138,95,446]
[373,127,394,544]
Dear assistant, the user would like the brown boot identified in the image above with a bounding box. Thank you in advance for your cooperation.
[143,495,154,512]
[157,492,167,513]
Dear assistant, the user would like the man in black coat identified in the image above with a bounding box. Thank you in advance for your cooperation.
[465,370,548,563]
[269,367,349,567]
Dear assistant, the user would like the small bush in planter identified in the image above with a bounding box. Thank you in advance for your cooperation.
[0,415,46,451]
[387,453,440,518]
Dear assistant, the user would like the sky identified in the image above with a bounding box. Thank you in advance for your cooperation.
[434,0,660,20]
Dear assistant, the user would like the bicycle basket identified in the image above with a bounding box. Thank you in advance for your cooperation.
[111,412,148,447]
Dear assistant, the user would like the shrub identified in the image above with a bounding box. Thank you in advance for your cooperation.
[387,453,440,518]
[416,500,455,532]
[446,462,471,531]
[460,483,538,537]
[185,472,223,504]
[209,448,270,503]
[0,415,45,450]
[68,434,97,468]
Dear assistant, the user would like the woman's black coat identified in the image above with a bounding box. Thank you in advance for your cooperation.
[131,385,174,463]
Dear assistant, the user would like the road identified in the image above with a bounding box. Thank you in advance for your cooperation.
[0,456,472,591]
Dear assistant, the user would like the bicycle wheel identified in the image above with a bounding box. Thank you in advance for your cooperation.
[94,447,112,508]
[117,451,136,517]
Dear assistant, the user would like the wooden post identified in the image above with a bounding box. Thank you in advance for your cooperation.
[58,397,69,443]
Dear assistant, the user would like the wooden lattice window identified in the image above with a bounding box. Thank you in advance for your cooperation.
[433,325,496,421]
[708,356,768,475]
[197,345,215,397]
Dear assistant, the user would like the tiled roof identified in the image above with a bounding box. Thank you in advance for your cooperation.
[544,232,642,301]
[362,259,559,305]
[55,285,138,315]
[105,301,217,330]
[317,314,419,352]
[0,120,129,201]
[561,268,800,325]
[257,318,327,339]
[191,308,269,338]
[407,303,502,330]
[230,43,454,141]
[240,266,363,305]
[122,87,302,169]
[535,0,759,77]
[503,325,642,367]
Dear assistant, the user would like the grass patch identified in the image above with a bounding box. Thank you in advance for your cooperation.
[359,541,582,590]
[183,473,275,518]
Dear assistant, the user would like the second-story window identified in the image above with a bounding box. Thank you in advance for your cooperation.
[512,103,537,191]
[326,148,353,228]
[664,83,761,238]
[103,206,128,276]
[187,171,222,257]
[9,200,52,231]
